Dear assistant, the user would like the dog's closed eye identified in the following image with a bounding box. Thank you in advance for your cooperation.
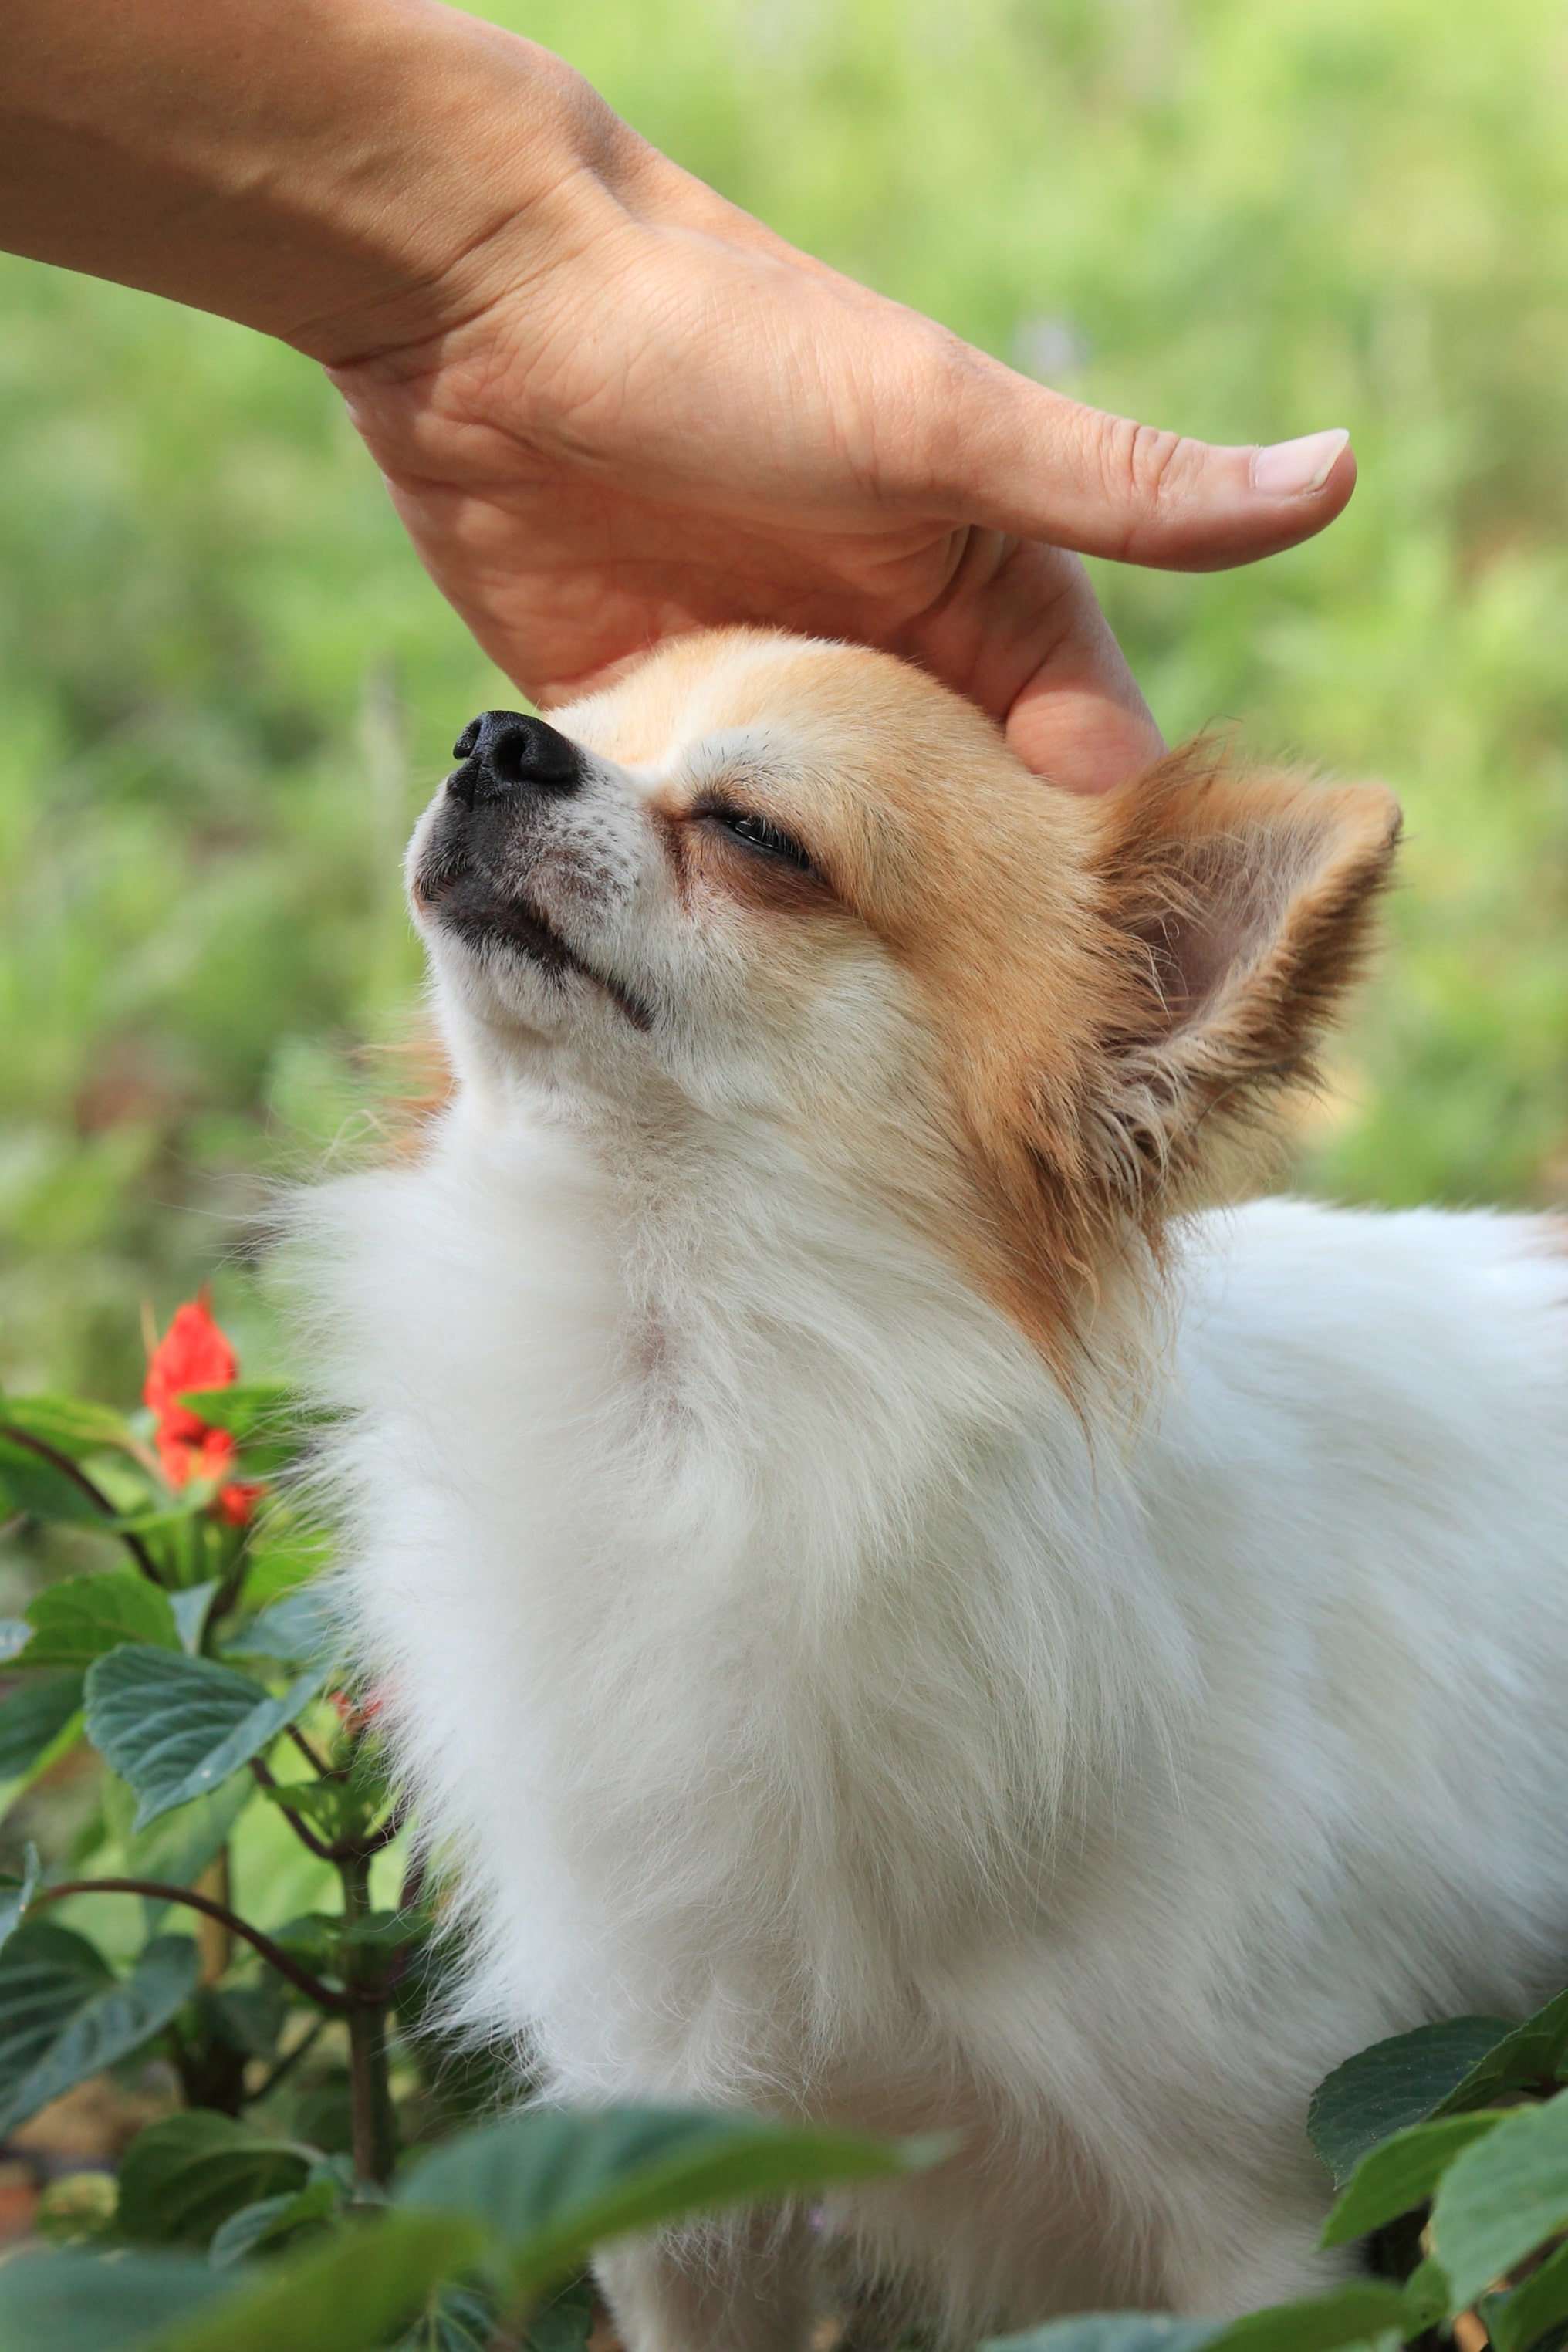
[701,805,817,876]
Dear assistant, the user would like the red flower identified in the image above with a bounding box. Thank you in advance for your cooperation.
[329,1687,387,1739]
[144,1293,265,1526]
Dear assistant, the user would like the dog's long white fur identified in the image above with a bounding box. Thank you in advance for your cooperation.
[296,630,1568,2345]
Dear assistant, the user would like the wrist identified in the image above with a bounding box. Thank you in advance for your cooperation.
[0,0,623,361]
[280,9,630,366]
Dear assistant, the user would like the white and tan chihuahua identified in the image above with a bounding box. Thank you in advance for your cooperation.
[299,630,1568,2347]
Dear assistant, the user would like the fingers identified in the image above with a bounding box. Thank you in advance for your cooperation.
[1005,667,1164,796]
[903,536,1163,795]
[1003,610,1165,796]
[919,351,1356,573]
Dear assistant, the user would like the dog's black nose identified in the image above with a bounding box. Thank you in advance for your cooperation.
[447,710,581,806]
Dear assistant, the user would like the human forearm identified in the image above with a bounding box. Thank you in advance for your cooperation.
[0,0,617,359]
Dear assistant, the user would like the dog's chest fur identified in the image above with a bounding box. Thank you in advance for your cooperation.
[306,1093,1568,2320]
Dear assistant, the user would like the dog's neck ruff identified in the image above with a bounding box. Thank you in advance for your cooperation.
[304,1080,1195,2053]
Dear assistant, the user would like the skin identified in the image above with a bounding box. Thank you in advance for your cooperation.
[0,0,1356,792]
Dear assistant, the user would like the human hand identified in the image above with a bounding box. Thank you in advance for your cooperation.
[329,115,1353,794]
[0,2,1353,792]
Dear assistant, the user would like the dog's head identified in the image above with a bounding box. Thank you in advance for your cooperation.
[409,630,1397,1368]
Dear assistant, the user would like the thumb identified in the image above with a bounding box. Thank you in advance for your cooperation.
[926,360,1355,572]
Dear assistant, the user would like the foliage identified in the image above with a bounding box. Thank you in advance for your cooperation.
[0,1299,933,2344]
[999,1977,1568,2352]
[10,1306,1568,2343]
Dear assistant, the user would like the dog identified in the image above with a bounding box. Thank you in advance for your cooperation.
[297,627,1568,2347]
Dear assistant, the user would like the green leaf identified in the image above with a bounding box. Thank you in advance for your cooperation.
[255,1776,343,1827]
[988,2289,1415,2352]
[1321,2111,1507,2246]
[241,1524,333,1610]
[117,2110,316,2246]
[0,1931,199,2137]
[170,1581,221,1656]
[270,1909,416,1987]
[176,1383,301,1443]
[1437,1987,1568,2115]
[194,1980,287,2064]
[157,2208,485,2352]
[0,2248,232,2352]
[208,2180,340,2269]
[224,1585,338,1671]
[1,1395,138,1462]
[84,1645,330,1829]
[174,1385,319,1478]
[985,2321,1222,2352]
[1401,2259,1450,2333]
[1209,2281,1415,2352]
[397,2286,498,2352]
[0,1920,113,2123]
[1309,2016,1514,2185]
[127,1776,257,1933]
[1431,2092,1568,2310]
[0,1431,106,1526]
[256,1756,388,1847]
[402,2104,938,2303]
[21,1569,181,1668]
[257,1779,377,1851]
[524,2276,596,2352]
[394,1935,514,2129]
[0,1843,42,1955]
[990,2287,1418,2352]
[113,1502,208,1538]
[0,1669,85,1777]
[1489,2237,1568,2352]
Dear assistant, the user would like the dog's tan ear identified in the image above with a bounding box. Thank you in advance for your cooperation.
[1081,743,1401,1205]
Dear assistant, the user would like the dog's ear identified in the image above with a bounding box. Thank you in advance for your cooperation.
[1079,742,1401,1207]
[927,742,1399,1374]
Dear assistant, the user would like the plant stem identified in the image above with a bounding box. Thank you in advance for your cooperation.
[33,1877,357,2012]
[340,1848,397,2188]
[194,1846,232,1985]
[248,1753,336,1860]
[289,1722,336,1778]
[0,1422,164,1583]
[248,2010,328,2105]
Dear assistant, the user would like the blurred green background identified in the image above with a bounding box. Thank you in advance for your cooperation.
[3,0,1568,1400]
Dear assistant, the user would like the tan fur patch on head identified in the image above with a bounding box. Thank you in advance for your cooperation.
[415,630,1401,1377]
[567,633,1398,1373]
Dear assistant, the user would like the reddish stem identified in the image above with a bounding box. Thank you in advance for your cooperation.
[32,1877,365,2012]
[0,1423,163,1584]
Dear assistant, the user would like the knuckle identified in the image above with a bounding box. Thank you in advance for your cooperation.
[1098,418,1206,549]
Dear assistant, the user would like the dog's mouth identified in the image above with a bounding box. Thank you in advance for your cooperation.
[416,853,653,1033]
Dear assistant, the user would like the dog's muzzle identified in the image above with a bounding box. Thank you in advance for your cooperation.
[445,709,582,807]
[411,712,654,1032]
[414,710,584,907]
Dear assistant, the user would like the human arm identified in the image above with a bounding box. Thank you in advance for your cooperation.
[0,0,1354,790]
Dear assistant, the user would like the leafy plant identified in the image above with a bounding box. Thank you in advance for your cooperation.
[0,1298,940,2346]
[0,2104,931,2351]
[997,1979,1568,2352]
[0,1294,420,2184]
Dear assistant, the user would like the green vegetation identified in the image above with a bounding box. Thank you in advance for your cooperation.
[0,1306,935,2347]
[4,0,1568,1403]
